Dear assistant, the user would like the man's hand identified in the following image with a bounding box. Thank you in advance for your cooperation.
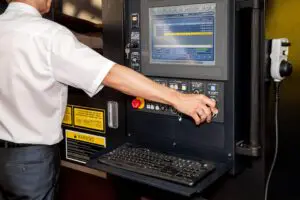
[172,93,218,125]
[103,64,218,125]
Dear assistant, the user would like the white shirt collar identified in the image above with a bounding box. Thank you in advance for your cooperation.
[6,2,42,17]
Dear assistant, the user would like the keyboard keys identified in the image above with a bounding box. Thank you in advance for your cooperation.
[98,143,216,186]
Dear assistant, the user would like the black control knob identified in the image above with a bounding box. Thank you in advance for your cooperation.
[193,89,200,94]
[280,60,293,77]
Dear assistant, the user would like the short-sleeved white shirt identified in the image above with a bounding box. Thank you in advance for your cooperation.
[0,2,115,145]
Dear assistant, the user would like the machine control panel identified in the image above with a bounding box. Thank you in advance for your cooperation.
[131,78,224,123]
[126,13,142,72]
[127,3,224,123]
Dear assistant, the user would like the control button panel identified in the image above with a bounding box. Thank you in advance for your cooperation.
[191,82,205,94]
[131,52,140,72]
[130,78,224,123]
[127,12,141,72]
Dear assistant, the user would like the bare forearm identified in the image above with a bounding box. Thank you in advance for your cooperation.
[102,64,179,106]
[102,64,218,125]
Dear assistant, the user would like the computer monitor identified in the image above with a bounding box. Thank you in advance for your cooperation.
[140,0,229,80]
[149,3,216,66]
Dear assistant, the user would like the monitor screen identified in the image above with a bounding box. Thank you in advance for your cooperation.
[149,3,216,66]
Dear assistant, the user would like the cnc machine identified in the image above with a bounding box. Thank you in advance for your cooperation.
[87,0,265,199]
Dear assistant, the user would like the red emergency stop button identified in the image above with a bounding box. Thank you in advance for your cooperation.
[131,97,145,109]
[132,99,141,109]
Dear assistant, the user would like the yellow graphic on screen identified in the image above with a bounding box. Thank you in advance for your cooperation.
[164,32,213,36]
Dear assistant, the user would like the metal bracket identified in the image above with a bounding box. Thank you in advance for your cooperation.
[236,141,261,157]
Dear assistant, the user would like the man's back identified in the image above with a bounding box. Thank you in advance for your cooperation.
[0,2,117,199]
[0,2,68,144]
[0,2,115,145]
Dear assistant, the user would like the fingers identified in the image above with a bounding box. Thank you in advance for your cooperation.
[211,108,219,117]
[196,109,206,124]
[202,106,212,123]
[198,95,216,109]
[198,95,219,117]
[192,113,201,125]
[196,107,210,123]
[210,98,218,112]
[198,95,216,107]
[176,93,218,125]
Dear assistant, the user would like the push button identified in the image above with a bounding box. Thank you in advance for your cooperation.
[131,99,141,109]
[131,97,145,109]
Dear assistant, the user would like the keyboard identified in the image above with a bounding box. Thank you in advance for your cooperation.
[97,143,216,186]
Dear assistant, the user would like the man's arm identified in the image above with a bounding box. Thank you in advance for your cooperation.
[50,27,217,125]
[103,64,218,125]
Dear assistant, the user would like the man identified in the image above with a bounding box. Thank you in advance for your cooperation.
[0,0,218,199]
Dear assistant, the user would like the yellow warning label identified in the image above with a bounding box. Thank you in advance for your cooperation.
[66,130,106,147]
[73,107,105,132]
[63,106,72,125]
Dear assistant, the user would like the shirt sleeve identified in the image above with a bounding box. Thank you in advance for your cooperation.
[50,27,115,97]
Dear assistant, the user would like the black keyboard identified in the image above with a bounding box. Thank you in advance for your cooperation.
[97,143,216,186]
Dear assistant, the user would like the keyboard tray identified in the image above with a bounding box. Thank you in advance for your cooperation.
[97,143,217,186]
[87,144,231,197]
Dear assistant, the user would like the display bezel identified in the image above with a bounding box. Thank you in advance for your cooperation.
[141,0,230,80]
